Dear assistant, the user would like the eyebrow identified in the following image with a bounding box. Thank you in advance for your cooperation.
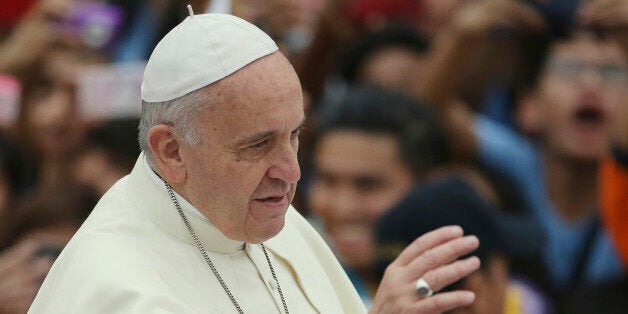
[235,117,306,147]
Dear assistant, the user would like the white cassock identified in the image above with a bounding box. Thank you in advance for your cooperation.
[29,153,365,313]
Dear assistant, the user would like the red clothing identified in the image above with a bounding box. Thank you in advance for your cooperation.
[600,157,628,268]
[0,0,37,29]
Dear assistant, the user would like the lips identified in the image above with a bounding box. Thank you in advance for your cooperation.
[254,193,289,208]
[262,196,283,202]
[569,97,610,136]
[573,105,605,127]
[258,195,285,203]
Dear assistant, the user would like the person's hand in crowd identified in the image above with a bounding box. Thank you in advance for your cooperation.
[414,0,545,158]
[419,0,545,103]
[446,0,544,40]
[0,0,73,75]
[0,240,55,314]
[369,226,480,314]
[580,0,628,52]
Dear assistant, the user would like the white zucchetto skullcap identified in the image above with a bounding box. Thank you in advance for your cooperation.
[141,10,278,102]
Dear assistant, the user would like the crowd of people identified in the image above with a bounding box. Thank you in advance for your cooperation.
[0,0,627,312]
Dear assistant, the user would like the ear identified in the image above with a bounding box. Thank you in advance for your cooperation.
[516,91,543,136]
[147,125,187,184]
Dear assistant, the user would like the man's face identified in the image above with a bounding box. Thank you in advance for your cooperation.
[180,53,305,244]
[526,34,628,160]
[309,131,415,271]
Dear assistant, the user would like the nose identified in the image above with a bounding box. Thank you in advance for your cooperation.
[266,143,301,183]
[333,187,361,219]
[577,65,605,90]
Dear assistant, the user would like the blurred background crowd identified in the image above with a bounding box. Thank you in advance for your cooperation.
[0,0,627,313]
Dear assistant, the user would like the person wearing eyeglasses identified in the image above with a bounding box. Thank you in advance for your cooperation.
[412,0,628,303]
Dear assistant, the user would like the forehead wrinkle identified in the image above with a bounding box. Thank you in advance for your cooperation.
[199,53,303,144]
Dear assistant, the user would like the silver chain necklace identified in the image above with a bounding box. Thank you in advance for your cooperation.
[162,181,289,314]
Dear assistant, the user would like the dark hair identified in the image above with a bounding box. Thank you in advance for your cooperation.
[0,185,93,249]
[86,118,140,172]
[515,25,618,95]
[314,85,449,178]
[336,27,428,84]
[374,175,544,284]
[0,133,35,198]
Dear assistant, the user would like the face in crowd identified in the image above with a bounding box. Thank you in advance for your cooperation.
[310,130,416,272]
[519,32,628,161]
[307,87,447,274]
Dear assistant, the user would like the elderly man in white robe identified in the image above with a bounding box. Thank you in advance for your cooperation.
[30,7,480,314]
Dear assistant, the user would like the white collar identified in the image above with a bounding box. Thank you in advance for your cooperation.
[143,155,210,223]
[136,153,245,253]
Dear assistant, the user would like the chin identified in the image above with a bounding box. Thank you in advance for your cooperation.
[563,146,608,162]
[267,218,287,238]
[342,255,373,273]
[249,218,286,243]
[335,244,373,270]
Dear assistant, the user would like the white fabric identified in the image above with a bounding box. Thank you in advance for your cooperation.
[143,155,209,222]
[141,13,277,102]
[30,153,365,313]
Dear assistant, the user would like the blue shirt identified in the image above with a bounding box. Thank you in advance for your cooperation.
[344,267,372,309]
[474,115,623,290]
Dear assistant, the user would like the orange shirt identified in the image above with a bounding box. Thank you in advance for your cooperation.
[600,157,628,268]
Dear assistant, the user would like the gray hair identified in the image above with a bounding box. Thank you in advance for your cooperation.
[138,88,211,164]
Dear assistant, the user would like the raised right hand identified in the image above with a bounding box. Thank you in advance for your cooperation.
[369,226,480,314]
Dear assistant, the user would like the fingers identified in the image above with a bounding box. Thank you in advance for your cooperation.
[371,229,480,314]
[393,226,463,266]
[451,0,545,37]
[582,0,625,17]
[0,257,52,288]
[0,287,38,314]
[421,256,481,293]
[581,0,628,28]
[510,1,545,30]
[406,235,479,277]
[490,0,546,32]
[410,290,476,314]
[0,247,51,314]
[0,240,39,273]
